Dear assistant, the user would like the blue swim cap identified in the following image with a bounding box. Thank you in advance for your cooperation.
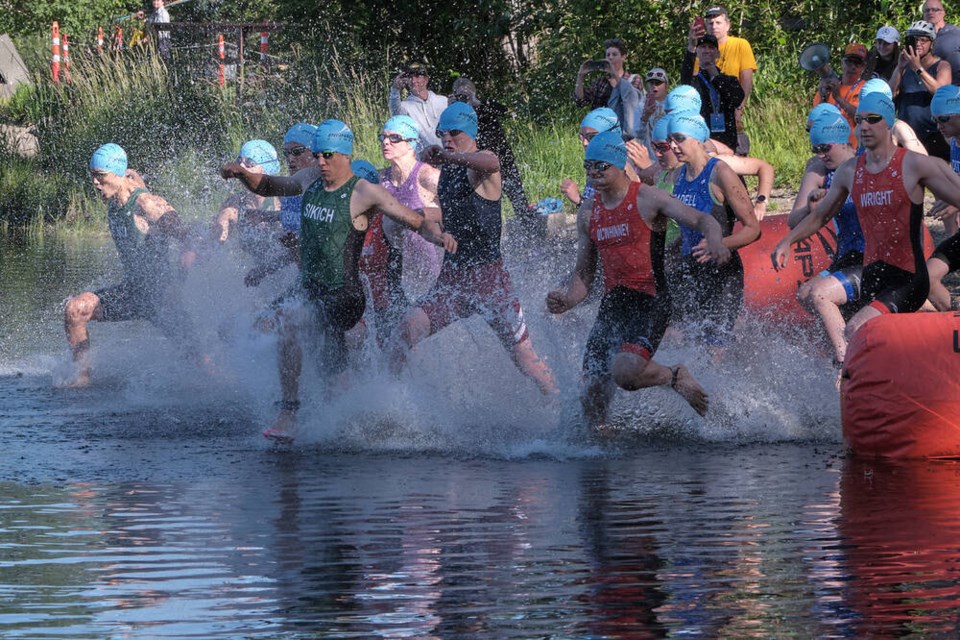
[283,122,317,148]
[239,139,280,176]
[651,113,672,142]
[437,102,479,140]
[857,92,895,128]
[312,119,354,155]
[90,143,128,176]
[351,159,380,183]
[382,115,420,150]
[809,112,851,146]
[931,85,960,116]
[807,103,842,123]
[665,85,702,113]
[861,78,893,99]
[580,107,621,133]
[585,131,627,170]
[668,112,710,143]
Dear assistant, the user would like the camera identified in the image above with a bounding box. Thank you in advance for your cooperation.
[904,35,918,50]
[586,60,610,72]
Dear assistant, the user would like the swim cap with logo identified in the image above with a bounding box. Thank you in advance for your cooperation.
[283,122,317,148]
[808,103,842,123]
[90,143,128,176]
[668,112,710,142]
[312,119,354,155]
[585,131,627,169]
[931,85,960,116]
[857,92,895,128]
[351,159,380,183]
[665,85,702,113]
[239,139,280,176]
[809,112,851,145]
[580,107,621,133]
[652,113,673,142]
[861,78,893,99]
[382,115,421,150]
[437,102,479,140]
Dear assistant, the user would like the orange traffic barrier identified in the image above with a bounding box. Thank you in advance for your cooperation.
[217,33,225,88]
[97,26,104,55]
[63,33,71,83]
[51,22,61,83]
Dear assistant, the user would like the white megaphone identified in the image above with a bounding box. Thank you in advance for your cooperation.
[799,43,838,81]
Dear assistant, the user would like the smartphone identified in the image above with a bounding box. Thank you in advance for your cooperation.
[693,16,706,35]
[587,60,610,72]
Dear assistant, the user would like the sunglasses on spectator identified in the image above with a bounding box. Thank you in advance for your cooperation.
[313,151,337,159]
[435,129,464,138]
[667,132,690,143]
[378,133,415,144]
[854,114,885,125]
[283,146,309,157]
[936,114,957,123]
[811,143,834,154]
[583,160,614,172]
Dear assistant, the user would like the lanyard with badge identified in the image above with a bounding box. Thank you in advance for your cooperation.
[698,72,725,132]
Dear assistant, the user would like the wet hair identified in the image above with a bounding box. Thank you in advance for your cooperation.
[603,38,628,56]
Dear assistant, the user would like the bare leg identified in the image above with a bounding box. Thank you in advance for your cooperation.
[511,337,558,394]
[580,375,615,434]
[390,308,431,374]
[927,257,953,311]
[63,292,102,387]
[798,276,851,364]
[264,311,302,442]
[845,305,883,344]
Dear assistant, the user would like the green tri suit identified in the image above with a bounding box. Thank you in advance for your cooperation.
[298,175,366,373]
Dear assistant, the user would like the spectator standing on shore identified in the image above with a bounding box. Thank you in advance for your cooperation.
[574,38,640,138]
[390,62,448,151]
[682,34,744,153]
[812,43,867,147]
[864,26,901,81]
[137,0,171,59]
[922,0,960,84]
[449,77,530,217]
[635,68,670,157]
[891,21,951,161]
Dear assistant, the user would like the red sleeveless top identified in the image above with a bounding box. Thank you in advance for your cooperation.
[589,181,665,296]
[851,147,921,273]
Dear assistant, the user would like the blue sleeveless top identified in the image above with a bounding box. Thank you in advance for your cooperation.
[951,138,960,174]
[672,157,721,257]
[824,169,865,258]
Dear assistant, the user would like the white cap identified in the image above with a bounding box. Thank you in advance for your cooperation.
[876,25,900,43]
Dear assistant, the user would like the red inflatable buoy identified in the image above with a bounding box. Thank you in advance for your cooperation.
[841,311,960,458]
[738,215,836,325]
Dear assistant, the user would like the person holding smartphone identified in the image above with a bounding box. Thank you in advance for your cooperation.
[574,38,640,138]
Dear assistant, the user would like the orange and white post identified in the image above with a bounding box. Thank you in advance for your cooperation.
[217,33,225,88]
[51,22,61,83]
[260,26,269,63]
[63,33,72,83]
[97,26,104,55]
[114,26,123,52]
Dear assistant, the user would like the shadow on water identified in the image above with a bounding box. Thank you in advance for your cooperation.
[4,230,960,636]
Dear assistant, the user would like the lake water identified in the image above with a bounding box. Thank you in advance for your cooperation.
[2,230,960,638]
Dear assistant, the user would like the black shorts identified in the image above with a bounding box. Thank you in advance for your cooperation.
[932,233,960,273]
[95,280,195,347]
[283,281,366,375]
[672,252,744,346]
[827,250,863,275]
[582,286,671,380]
[857,260,929,314]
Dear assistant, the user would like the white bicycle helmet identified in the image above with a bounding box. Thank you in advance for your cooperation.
[905,20,937,41]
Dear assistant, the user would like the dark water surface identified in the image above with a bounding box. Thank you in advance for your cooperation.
[3,232,960,638]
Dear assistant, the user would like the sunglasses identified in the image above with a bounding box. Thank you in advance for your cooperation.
[854,114,885,125]
[936,114,956,123]
[313,151,337,159]
[653,142,672,154]
[283,146,309,157]
[583,160,614,172]
[238,156,258,168]
[378,133,414,144]
[435,129,464,138]
[89,170,111,180]
[811,143,834,154]
[667,132,689,143]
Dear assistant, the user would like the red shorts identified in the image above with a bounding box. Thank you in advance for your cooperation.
[417,259,528,348]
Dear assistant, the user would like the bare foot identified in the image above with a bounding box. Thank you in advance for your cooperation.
[262,407,297,444]
[62,368,92,389]
[670,365,709,416]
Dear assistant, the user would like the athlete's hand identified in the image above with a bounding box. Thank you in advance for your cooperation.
[929,199,959,221]
[560,178,581,205]
[692,238,730,265]
[220,162,243,179]
[440,232,457,254]
[626,139,652,170]
[421,145,446,166]
[770,240,791,271]
[807,188,827,205]
[546,290,572,314]
[753,199,767,221]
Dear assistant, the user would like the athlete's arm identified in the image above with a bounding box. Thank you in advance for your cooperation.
[212,194,241,243]
[911,152,960,208]
[771,159,852,270]
[717,154,774,220]
[353,180,457,253]
[787,165,827,228]
[422,145,500,175]
[892,120,928,155]
[712,161,760,250]
[546,206,598,314]
[221,162,306,197]
[645,186,730,265]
